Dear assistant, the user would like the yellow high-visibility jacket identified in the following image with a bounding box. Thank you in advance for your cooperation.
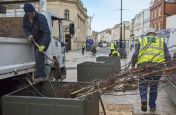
[137,36,165,64]
[82,43,86,48]
[112,49,120,57]
[110,43,115,50]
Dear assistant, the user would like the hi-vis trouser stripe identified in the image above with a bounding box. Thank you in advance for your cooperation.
[137,36,165,64]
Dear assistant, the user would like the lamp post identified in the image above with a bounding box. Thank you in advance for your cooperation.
[120,0,123,49]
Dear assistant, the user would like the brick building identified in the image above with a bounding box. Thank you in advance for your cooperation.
[150,0,176,30]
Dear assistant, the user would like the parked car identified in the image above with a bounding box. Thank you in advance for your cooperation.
[102,42,108,47]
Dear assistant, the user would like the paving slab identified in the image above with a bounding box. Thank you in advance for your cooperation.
[99,104,133,115]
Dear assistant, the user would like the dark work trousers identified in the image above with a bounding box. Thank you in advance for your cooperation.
[82,48,85,55]
[109,49,113,56]
[34,49,46,78]
[139,76,161,109]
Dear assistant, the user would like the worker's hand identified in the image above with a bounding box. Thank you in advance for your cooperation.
[38,45,46,53]
[165,69,173,76]
[129,67,136,73]
[28,35,33,43]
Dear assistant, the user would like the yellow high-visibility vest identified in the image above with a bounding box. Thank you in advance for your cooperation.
[137,36,165,64]
[112,49,120,57]
[82,43,86,48]
[110,43,115,50]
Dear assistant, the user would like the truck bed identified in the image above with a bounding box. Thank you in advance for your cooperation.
[0,17,36,79]
[0,37,35,79]
[0,17,25,38]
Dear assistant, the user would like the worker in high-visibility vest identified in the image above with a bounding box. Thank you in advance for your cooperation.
[82,42,86,55]
[110,42,115,53]
[131,28,171,112]
[109,42,120,57]
[111,49,120,57]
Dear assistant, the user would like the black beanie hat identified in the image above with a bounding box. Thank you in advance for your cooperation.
[23,3,35,13]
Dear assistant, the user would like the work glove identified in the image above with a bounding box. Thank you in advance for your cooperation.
[38,45,46,53]
[28,35,33,43]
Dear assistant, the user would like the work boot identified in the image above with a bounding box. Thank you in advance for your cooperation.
[141,101,147,112]
[150,107,156,112]
[33,77,48,84]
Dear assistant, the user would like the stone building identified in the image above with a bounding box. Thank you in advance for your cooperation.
[98,21,131,43]
[99,29,112,42]
[150,0,176,30]
[132,8,150,39]
[143,8,150,34]
[111,21,131,41]
[47,0,88,50]
[132,12,144,39]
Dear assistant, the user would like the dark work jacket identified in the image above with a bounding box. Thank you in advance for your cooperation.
[23,11,51,48]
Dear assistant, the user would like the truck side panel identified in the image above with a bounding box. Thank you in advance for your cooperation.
[0,17,25,38]
[0,37,35,79]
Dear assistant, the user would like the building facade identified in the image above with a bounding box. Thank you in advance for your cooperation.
[143,8,150,33]
[47,0,88,50]
[150,0,176,30]
[132,12,143,39]
[132,8,150,39]
[166,14,176,29]
[98,21,131,43]
[111,21,131,41]
[87,16,92,38]
[91,31,99,42]
[99,29,112,42]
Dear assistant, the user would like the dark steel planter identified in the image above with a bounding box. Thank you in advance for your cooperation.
[2,81,99,115]
[169,81,176,105]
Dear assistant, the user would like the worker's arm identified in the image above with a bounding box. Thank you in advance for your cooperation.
[38,14,51,47]
[164,43,173,75]
[164,43,171,62]
[131,43,140,67]
[23,14,31,36]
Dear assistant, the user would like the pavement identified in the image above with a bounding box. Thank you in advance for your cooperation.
[64,47,176,115]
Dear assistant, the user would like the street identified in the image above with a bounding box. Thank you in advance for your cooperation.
[1,0,176,114]
[65,46,176,115]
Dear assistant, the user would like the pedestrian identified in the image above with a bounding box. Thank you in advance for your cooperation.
[109,42,120,57]
[130,44,133,51]
[91,44,97,57]
[23,3,51,82]
[110,42,115,55]
[111,48,120,57]
[65,42,69,53]
[82,42,86,55]
[131,28,171,112]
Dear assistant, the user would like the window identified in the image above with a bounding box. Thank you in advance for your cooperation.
[64,10,69,20]
[153,10,155,19]
[158,7,162,16]
[151,12,153,19]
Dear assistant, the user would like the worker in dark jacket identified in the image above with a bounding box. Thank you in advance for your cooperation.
[23,3,51,82]
[131,28,171,112]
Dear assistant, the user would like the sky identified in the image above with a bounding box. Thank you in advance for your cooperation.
[82,0,151,32]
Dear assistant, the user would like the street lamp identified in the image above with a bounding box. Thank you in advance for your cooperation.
[120,0,123,49]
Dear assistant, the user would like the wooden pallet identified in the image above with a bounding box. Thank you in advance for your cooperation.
[99,104,133,115]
